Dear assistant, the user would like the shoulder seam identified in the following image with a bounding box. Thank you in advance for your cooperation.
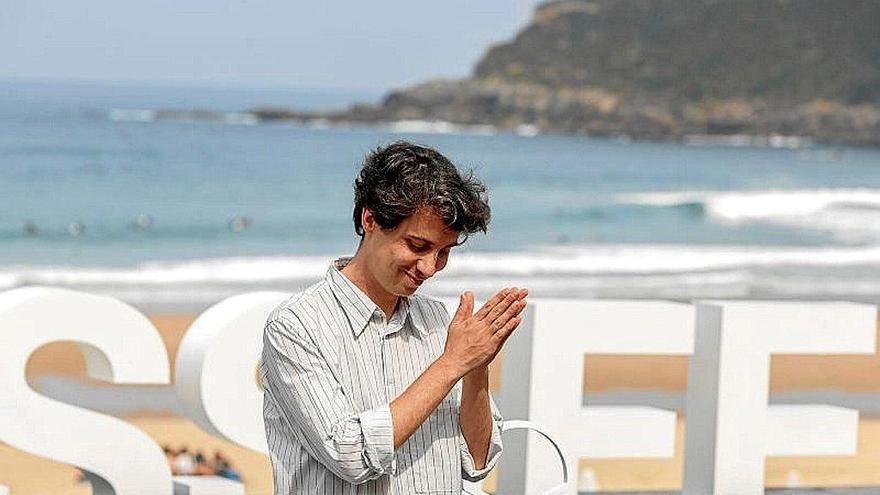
[267,279,332,324]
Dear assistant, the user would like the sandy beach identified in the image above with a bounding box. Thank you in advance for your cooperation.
[4,313,880,494]
[6,2,880,492]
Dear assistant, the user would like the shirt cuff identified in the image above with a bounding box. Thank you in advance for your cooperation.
[460,406,504,481]
[359,405,396,475]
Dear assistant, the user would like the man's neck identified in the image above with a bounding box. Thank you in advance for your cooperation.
[339,255,398,321]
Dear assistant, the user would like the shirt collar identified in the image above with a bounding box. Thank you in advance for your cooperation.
[327,257,426,337]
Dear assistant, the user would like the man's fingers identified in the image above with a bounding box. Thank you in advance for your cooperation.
[492,299,526,333]
[474,288,511,320]
[493,314,523,345]
[485,288,523,324]
[452,291,474,323]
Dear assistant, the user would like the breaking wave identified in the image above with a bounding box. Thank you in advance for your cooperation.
[618,189,880,243]
[5,244,880,308]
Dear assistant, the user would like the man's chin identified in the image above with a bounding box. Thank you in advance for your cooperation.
[399,286,419,296]
[399,273,426,294]
[397,280,421,296]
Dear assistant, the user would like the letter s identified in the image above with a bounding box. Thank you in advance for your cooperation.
[175,291,291,453]
[0,287,172,495]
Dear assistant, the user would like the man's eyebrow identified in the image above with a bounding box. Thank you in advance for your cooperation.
[408,235,460,249]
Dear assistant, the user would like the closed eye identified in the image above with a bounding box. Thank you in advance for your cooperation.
[407,239,429,252]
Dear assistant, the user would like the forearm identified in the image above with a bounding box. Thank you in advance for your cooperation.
[459,366,492,469]
[390,356,461,449]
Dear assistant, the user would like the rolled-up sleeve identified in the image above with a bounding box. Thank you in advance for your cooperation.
[459,392,504,481]
[358,405,395,473]
[262,314,395,483]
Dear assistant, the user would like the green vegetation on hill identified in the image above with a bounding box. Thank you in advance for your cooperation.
[477,0,880,106]
[251,0,880,146]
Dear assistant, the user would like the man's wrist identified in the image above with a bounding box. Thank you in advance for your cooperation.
[463,366,489,388]
[434,353,467,382]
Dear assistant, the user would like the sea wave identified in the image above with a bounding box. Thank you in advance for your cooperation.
[3,244,880,286]
[0,255,329,289]
[449,244,880,274]
[384,120,497,136]
[617,189,880,243]
[684,134,811,149]
[108,108,259,125]
[108,108,157,123]
[106,109,506,136]
[5,245,880,309]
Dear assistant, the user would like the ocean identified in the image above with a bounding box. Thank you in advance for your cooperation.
[3,80,880,311]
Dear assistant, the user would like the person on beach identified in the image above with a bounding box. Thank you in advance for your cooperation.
[260,141,528,494]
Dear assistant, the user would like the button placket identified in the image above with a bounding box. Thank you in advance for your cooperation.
[382,334,394,392]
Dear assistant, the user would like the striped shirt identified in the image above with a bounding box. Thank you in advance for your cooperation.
[260,257,504,494]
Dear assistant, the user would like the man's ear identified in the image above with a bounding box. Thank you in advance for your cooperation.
[361,208,376,234]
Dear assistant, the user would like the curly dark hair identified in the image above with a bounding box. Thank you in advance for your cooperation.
[353,141,491,240]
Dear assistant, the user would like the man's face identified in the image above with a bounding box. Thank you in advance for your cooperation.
[361,207,460,297]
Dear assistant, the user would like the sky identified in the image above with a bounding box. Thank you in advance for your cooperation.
[1,0,541,91]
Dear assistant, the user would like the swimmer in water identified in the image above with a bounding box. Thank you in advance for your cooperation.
[228,216,252,233]
[131,213,154,231]
[23,221,39,236]
[68,221,85,237]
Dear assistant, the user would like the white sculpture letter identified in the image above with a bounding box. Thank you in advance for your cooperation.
[683,301,876,495]
[454,298,695,495]
[175,291,290,454]
[174,292,290,494]
[0,287,172,495]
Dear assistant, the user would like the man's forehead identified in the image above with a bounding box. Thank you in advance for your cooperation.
[404,208,461,244]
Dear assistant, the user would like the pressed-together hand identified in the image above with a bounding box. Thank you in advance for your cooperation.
[441,287,529,378]
[389,287,528,449]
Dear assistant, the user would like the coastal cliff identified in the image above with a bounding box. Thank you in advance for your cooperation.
[261,0,880,145]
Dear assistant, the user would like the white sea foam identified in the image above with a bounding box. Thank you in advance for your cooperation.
[4,244,880,290]
[684,134,811,149]
[515,124,540,137]
[108,109,258,126]
[308,118,332,130]
[432,269,753,300]
[222,112,259,125]
[0,255,329,290]
[386,120,497,136]
[108,109,156,122]
[618,189,880,243]
[5,245,880,309]
[446,244,880,275]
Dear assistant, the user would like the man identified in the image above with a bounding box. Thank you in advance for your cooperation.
[261,141,528,494]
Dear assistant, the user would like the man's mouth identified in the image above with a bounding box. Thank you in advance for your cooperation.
[404,270,425,285]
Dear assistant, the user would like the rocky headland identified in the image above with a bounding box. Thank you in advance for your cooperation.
[258,1,880,146]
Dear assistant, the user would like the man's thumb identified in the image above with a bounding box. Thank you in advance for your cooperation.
[452,291,474,322]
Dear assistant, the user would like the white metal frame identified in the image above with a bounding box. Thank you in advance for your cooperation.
[463,420,569,495]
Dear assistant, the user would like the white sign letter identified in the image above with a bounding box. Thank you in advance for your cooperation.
[472,299,695,495]
[0,287,172,495]
[175,291,290,454]
[683,301,876,495]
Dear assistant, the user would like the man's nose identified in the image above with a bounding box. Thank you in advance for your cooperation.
[416,254,438,278]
